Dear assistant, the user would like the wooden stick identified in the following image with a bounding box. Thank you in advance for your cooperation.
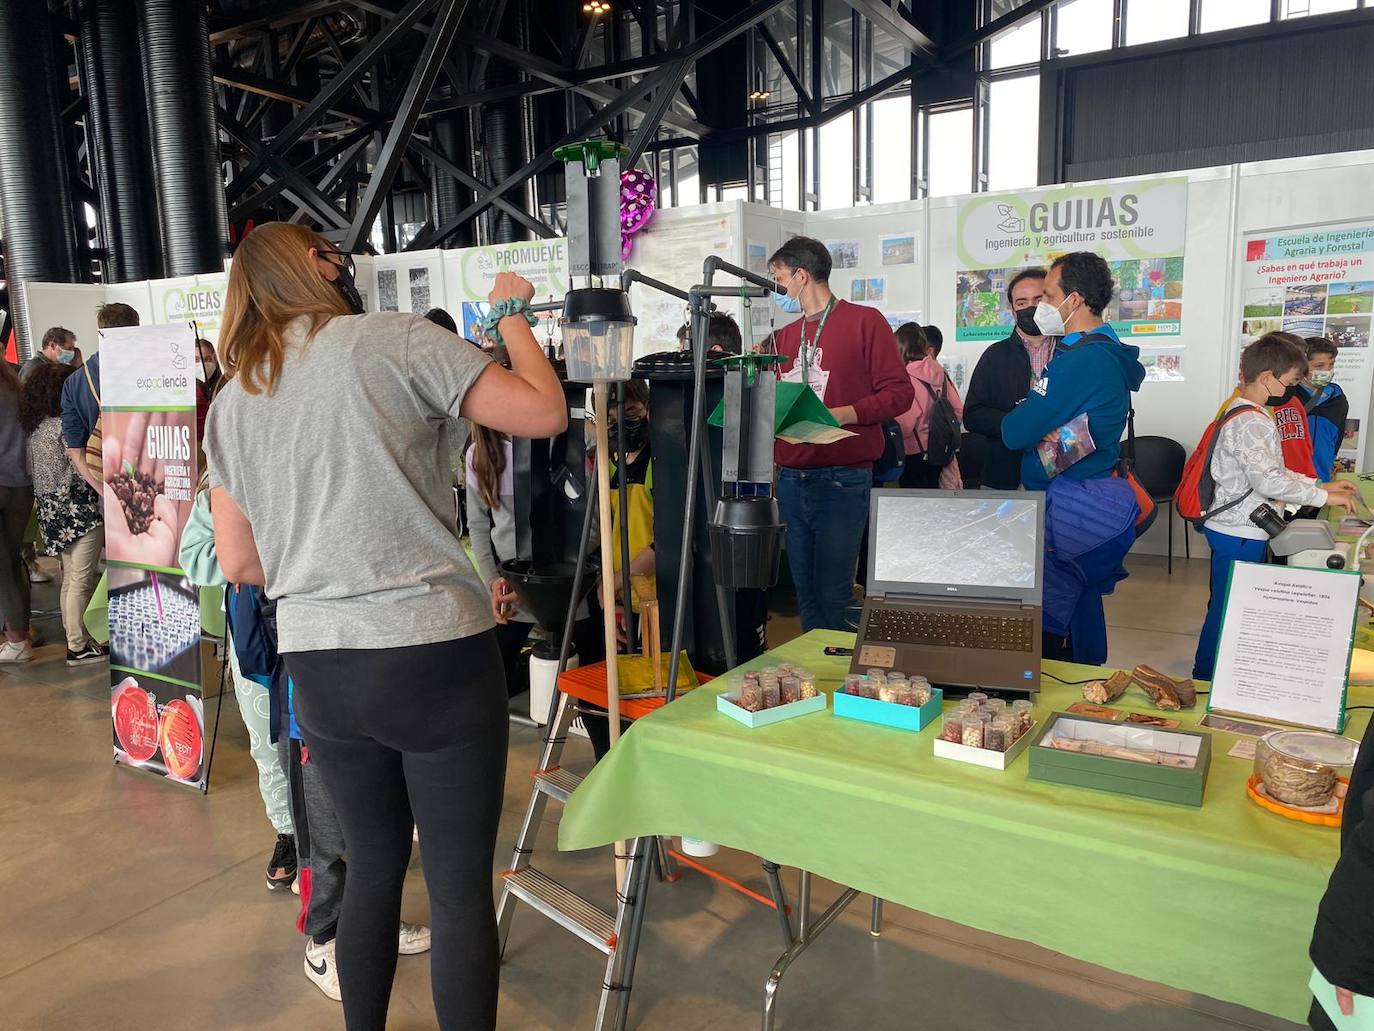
[593,381,627,888]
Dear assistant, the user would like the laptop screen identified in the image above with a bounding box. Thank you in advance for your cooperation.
[869,490,1043,602]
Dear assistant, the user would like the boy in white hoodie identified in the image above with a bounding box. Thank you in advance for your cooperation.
[1192,334,1359,680]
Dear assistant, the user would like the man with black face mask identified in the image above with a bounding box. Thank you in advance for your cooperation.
[963,267,1051,489]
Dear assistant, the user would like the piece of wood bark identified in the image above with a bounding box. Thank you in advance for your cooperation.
[1082,670,1132,705]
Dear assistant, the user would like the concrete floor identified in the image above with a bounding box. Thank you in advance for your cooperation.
[0,553,1304,1031]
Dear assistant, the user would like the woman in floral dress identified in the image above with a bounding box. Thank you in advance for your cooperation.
[20,362,105,665]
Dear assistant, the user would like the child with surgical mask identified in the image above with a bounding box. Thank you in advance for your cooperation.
[1300,336,1349,482]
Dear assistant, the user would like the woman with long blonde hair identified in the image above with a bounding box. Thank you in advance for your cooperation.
[203,222,566,1030]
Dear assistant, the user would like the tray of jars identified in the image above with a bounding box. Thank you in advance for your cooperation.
[833,671,942,732]
[716,664,827,729]
[932,693,1038,770]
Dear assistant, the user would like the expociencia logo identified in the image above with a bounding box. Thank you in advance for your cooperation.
[135,375,190,390]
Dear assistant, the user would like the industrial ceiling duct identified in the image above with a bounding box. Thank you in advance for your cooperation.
[139,0,230,276]
[431,105,477,249]
[78,0,163,284]
[0,0,82,359]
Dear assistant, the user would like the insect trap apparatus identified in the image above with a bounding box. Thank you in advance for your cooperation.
[653,256,787,695]
[555,141,637,383]
[500,142,636,734]
[711,346,787,591]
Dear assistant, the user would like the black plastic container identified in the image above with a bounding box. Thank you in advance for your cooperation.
[708,497,785,589]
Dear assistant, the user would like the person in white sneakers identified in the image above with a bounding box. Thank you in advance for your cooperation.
[305,921,432,1001]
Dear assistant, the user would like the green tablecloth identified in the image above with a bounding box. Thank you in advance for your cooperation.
[560,629,1372,1023]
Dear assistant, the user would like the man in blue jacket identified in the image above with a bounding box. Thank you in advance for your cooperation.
[61,302,142,496]
[1003,252,1146,663]
[1002,252,1146,489]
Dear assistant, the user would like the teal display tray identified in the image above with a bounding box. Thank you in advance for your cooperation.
[716,691,827,728]
[833,687,943,732]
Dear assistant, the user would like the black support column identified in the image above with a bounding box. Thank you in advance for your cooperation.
[0,0,82,358]
[140,0,230,276]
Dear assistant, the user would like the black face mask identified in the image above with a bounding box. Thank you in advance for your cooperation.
[330,263,365,315]
[620,416,649,453]
[1014,306,1042,336]
[1265,382,1300,408]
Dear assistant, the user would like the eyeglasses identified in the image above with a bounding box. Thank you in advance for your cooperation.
[317,248,356,278]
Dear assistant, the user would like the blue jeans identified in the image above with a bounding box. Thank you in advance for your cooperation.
[1192,528,1268,681]
[777,465,872,632]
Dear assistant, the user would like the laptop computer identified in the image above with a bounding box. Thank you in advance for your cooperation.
[851,488,1045,695]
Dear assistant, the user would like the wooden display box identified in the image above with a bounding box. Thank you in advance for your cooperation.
[1028,712,1212,807]
[833,687,943,732]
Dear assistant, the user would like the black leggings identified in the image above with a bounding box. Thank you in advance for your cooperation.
[286,634,508,1031]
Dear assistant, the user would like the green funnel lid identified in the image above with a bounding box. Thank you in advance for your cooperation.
[554,140,629,172]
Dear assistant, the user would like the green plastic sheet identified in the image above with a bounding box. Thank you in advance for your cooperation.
[561,629,1371,1022]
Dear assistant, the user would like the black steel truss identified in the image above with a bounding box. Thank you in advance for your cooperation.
[204,0,989,254]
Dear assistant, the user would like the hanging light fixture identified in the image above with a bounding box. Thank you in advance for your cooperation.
[748,67,770,104]
[582,0,611,14]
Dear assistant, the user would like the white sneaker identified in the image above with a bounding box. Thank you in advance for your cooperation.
[397,921,432,955]
[304,938,341,1001]
[0,639,33,663]
[291,875,300,896]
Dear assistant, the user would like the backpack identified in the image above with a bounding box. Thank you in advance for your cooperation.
[81,362,102,483]
[873,420,906,483]
[918,375,961,468]
[1174,405,1257,526]
[1115,408,1157,534]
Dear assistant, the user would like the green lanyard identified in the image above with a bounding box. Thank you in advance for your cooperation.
[799,298,836,387]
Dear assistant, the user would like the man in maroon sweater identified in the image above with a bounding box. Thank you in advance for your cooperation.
[767,237,915,631]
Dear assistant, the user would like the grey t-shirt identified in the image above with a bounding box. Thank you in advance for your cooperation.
[204,312,495,653]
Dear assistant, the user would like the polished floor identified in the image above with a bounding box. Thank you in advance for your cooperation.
[1,553,1303,1031]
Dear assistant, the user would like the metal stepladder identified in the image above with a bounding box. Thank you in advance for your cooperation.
[496,675,665,1031]
[496,385,673,1031]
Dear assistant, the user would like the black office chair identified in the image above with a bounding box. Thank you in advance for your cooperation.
[1130,435,1189,573]
[957,431,987,490]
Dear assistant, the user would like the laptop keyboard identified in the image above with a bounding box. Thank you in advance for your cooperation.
[866,608,1035,653]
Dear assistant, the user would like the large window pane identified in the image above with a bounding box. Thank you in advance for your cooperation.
[988,16,1041,69]
[927,106,973,198]
[778,131,801,210]
[987,75,1039,192]
[818,115,854,209]
[1200,0,1269,32]
[1125,0,1188,44]
[871,95,912,203]
[675,146,699,208]
[1282,0,1357,16]
[1054,0,1114,56]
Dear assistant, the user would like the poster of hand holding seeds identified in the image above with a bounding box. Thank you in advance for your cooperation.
[99,324,207,791]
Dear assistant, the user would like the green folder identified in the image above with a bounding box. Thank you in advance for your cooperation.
[707,380,856,445]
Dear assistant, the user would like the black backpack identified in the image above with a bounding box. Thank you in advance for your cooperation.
[873,420,906,483]
[918,376,961,467]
